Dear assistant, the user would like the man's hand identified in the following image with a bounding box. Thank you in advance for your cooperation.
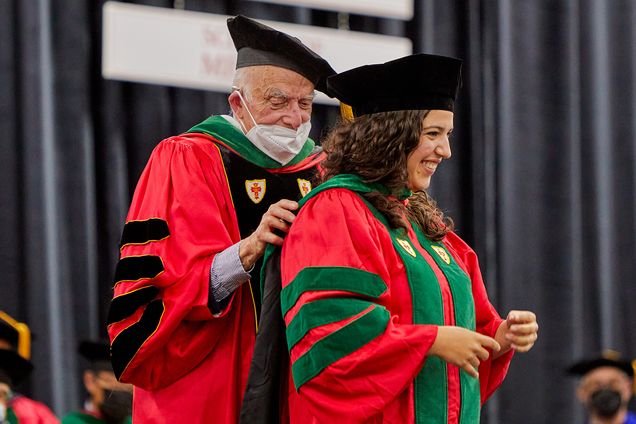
[495,310,538,357]
[428,326,501,378]
[239,199,299,270]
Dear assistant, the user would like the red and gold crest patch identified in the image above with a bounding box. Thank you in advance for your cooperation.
[245,179,266,204]
[432,245,451,265]
[297,178,312,197]
[396,238,416,257]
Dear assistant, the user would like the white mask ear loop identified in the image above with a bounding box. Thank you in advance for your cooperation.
[232,87,258,134]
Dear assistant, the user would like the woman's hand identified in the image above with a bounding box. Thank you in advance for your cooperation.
[428,326,501,378]
[495,310,539,357]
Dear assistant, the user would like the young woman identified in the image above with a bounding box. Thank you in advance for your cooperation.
[278,54,539,423]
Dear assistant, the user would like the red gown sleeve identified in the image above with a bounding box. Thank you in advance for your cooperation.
[281,189,438,422]
[107,135,243,390]
[443,231,514,403]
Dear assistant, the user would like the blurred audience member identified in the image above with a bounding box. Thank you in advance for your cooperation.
[61,341,131,424]
[568,351,636,424]
[0,311,59,424]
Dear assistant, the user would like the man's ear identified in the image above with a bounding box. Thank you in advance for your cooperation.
[620,375,634,401]
[576,382,588,404]
[228,91,243,119]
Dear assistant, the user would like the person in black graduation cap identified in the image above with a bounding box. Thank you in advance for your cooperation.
[0,311,59,424]
[61,341,131,424]
[243,54,539,423]
[567,351,636,424]
[106,14,335,423]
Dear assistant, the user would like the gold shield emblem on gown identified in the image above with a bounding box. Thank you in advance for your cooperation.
[246,179,266,204]
[297,178,312,197]
[396,238,417,257]
[432,245,451,264]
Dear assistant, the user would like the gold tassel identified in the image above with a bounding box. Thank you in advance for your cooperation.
[0,310,31,360]
[339,102,354,121]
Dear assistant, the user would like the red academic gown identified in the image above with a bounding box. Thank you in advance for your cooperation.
[279,177,513,424]
[107,116,321,423]
[8,395,59,424]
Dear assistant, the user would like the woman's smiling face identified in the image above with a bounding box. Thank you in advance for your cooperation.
[406,109,454,191]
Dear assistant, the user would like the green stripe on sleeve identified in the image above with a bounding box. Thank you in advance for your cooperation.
[286,297,373,351]
[280,266,387,316]
[291,304,390,390]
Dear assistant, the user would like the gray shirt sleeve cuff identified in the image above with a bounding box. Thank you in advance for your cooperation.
[209,242,253,304]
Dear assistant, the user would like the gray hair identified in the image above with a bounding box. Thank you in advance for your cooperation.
[231,67,255,102]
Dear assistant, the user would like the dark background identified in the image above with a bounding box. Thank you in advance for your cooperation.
[1,1,635,422]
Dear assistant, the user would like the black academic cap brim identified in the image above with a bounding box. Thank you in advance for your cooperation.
[0,349,33,386]
[227,15,335,93]
[79,340,110,361]
[567,357,634,377]
[79,340,113,372]
[0,321,18,348]
[327,54,462,117]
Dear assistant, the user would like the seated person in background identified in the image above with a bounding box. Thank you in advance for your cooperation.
[0,311,59,424]
[568,351,636,424]
[61,341,132,424]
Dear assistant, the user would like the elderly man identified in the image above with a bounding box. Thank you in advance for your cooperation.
[106,15,334,423]
[568,352,636,424]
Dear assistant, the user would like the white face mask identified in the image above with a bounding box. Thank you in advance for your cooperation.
[234,89,311,165]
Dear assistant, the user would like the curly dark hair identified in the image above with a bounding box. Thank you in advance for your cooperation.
[320,110,453,241]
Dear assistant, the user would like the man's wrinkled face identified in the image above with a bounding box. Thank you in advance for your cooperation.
[229,66,315,132]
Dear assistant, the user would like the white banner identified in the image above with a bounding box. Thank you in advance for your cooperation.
[248,0,413,20]
[102,2,412,104]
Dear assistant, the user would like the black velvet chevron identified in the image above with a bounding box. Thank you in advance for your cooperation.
[119,218,170,248]
[110,299,164,380]
[113,255,164,285]
[107,286,160,325]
